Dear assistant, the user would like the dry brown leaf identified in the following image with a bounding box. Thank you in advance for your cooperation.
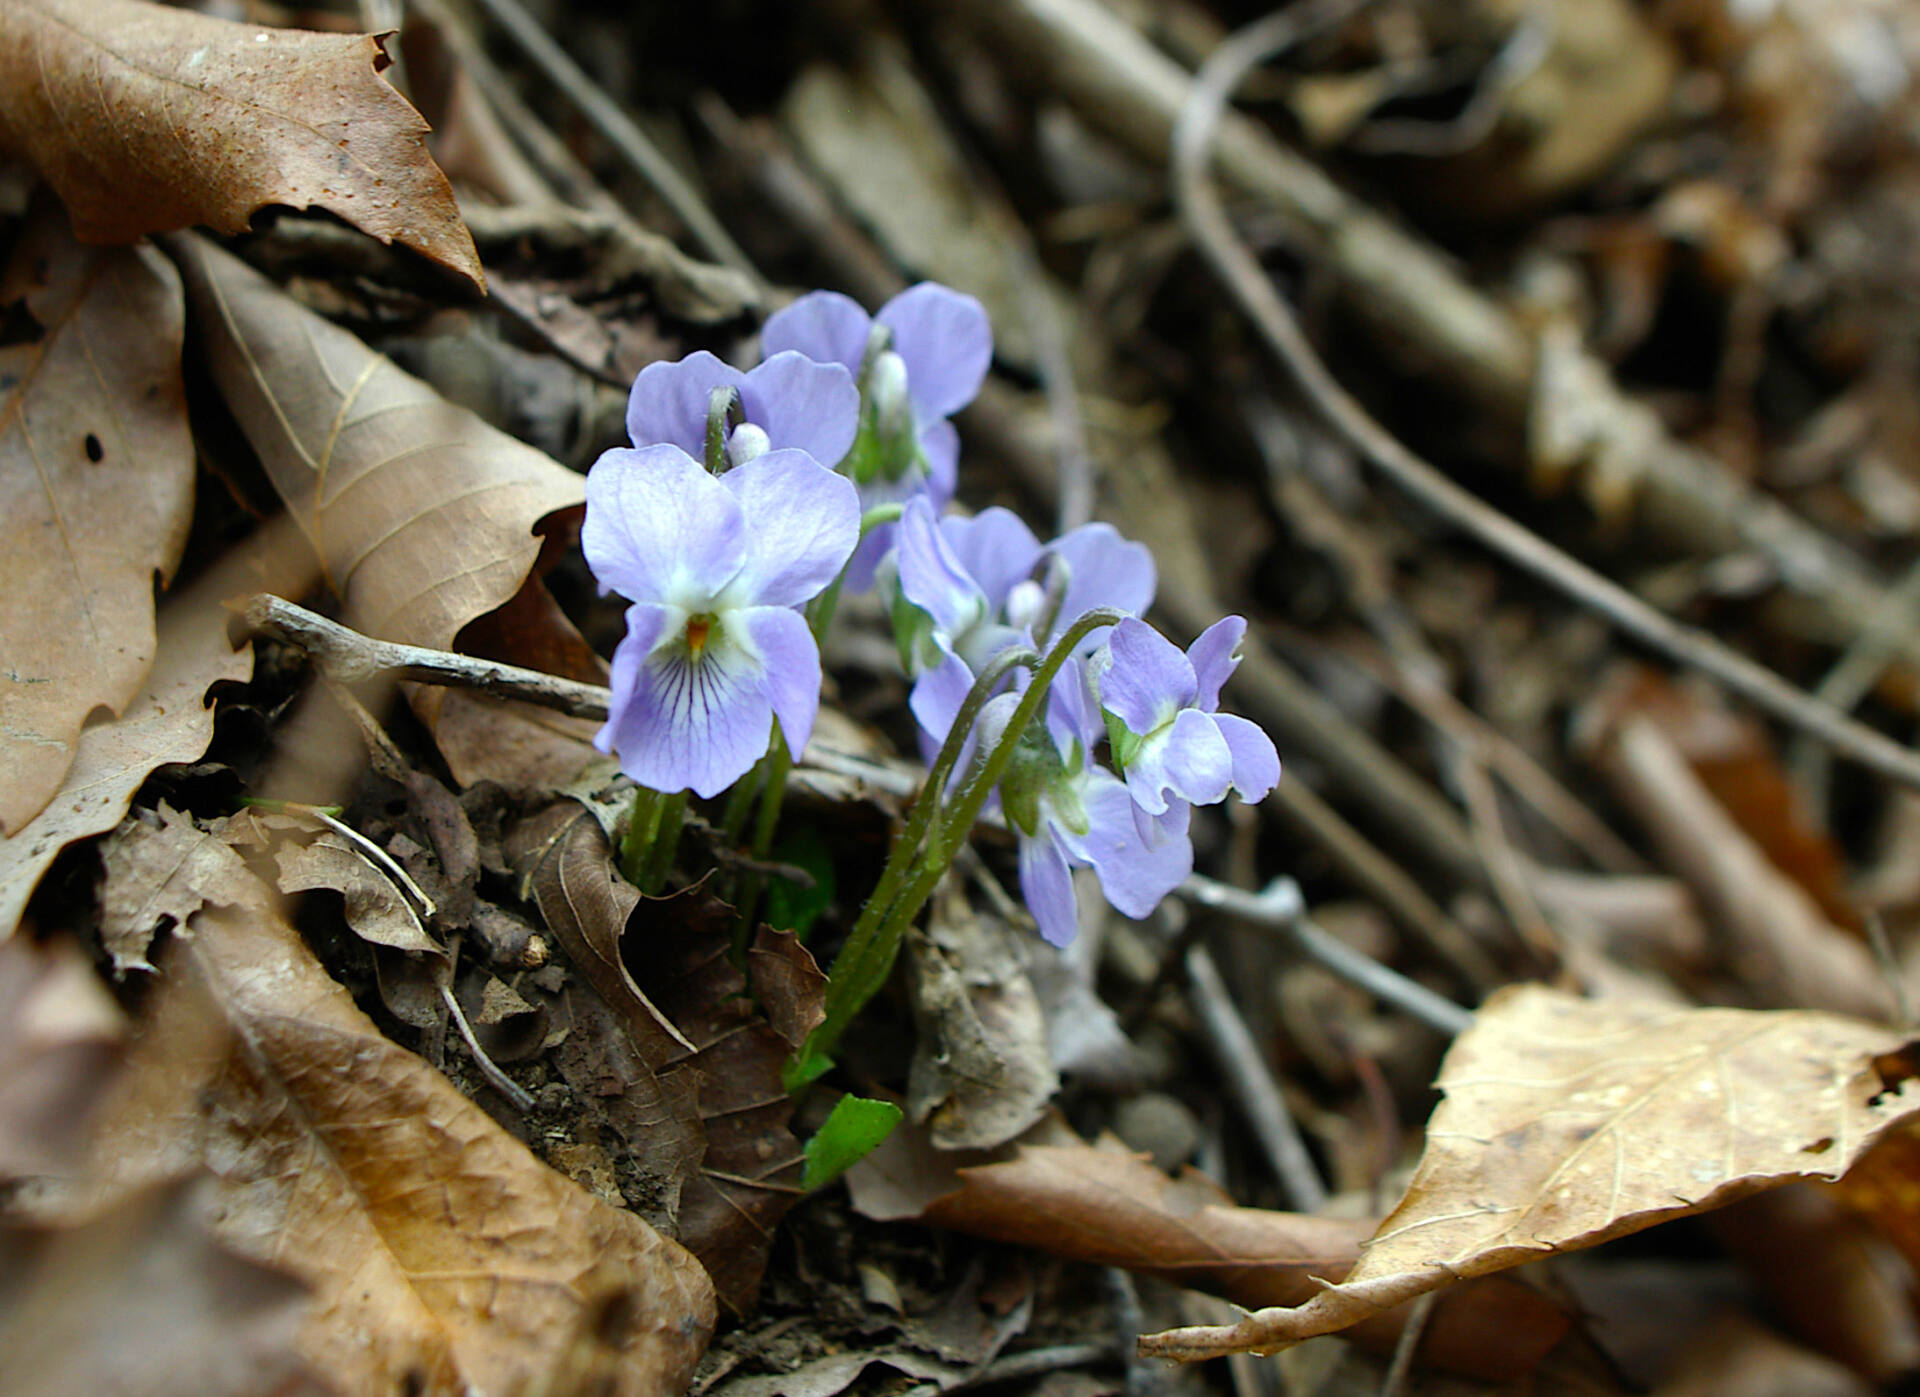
[850,1128,1567,1381]
[0,1175,321,1397]
[166,232,582,651]
[1139,985,1920,1361]
[76,889,715,1396]
[0,935,124,1181]
[0,593,250,937]
[0,0,481,288]
[274,830,446,961]
[0,205,192,834]
[98,803,266,975]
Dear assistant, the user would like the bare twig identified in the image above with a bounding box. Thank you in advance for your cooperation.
[1184,943,1328,1212]
[1181,876,1476,1037]
[241,594,612,719]
[440,983,536,1112]
[1172,10,1920,794]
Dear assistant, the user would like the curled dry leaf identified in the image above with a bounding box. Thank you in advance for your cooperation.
[1139,985,1920,1362]
[165,232,583,652]
[98,803,266,975]
[0,0,482,288]
[78,885,715,1396]
[0,206,192,835]
[0,593,250,937]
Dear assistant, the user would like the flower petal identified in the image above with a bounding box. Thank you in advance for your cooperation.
[918,419,959,504]
[741,351,860,468]
[1097,617,1195,735]
[760,290,872,373]
[1048,524,1156,640]
[1215,713,1280,803]
[1018,825,1081,947]
[737,606,822,761]
[1157,709,1233,806]
[878,283,992,421]
[626,350,744,458]
[909,649,978,751]
[942,507,1042,613]
[720,449,860,607]
[596,601,680,756]
[1059,773,1190,919]
[898,498,987,637]
[1188,615,1247,712]
[583,444,745,605]
[635,625,776,799]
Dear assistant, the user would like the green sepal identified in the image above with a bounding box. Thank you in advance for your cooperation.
[1104,709,1143,772]
[801,1094,904,1191]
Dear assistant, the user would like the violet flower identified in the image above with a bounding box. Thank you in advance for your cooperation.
[982,679,1192,948]
[625,348,859,473]
[1096,616,1280,821]
[583,443,859,798]
[763,284,992,587]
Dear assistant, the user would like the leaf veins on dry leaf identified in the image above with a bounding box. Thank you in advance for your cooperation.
[1139,984,1920,1361]
[0,0,482,287]
[55,847,716,1397]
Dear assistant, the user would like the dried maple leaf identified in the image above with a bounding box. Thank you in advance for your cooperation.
[0,206,192,835]
[0,592,250,936]
[0,0,481,288]
[71,881,716,1395]
[165,232,582,653]
[1140,985,1920,1360]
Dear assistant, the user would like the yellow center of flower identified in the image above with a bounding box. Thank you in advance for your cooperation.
[685,613,713,660]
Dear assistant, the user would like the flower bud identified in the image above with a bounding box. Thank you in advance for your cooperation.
[725,422,772,467]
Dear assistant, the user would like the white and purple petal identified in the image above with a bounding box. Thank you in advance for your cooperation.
[719,449,860,608]
[1097,617,1195,736]
[1188,615,1248,712]
[625,350,745,458]
[1048,524,1156,641]
[737,606,823,761]
[942,507,1042,614]
[599,606,772,798]
[1018,825,1080,948]
[1059,773,1191,919]
[740,351,860,468]
[877,283,992,421]
[1215,713,1280,803]
[760,290,872,374]
[897,498,988,638]
[583,444,745,605]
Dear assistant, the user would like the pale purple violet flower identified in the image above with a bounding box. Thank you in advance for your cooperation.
[763,284,992,588]
[584,443,860,798]
[1097,616,1280,821]
[625,349,859,472]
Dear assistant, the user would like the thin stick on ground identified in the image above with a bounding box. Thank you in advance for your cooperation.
[1172,9,1920,795]
[1184,942,1329,1212]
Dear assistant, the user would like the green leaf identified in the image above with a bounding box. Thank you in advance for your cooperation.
[765,824,836,942]
[801,1094,903,1191]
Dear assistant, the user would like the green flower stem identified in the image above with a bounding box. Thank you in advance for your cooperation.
[734,723,794,945]
[862,609,1126,977]
[619,784,668,887]
[638,790,687,895]
[795,610,1122,1082]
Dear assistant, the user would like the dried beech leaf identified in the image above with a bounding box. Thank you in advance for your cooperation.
[166,232,583,651]
[0,935,124,1181]
[0,0,481,288]
[0,1176,319,1397]
[83,892,715,1396]
[98,803,265,975]
[275,831,446,961]
[0,597,250,937]
[1140,985,1920,1361]
[0,207,191,834]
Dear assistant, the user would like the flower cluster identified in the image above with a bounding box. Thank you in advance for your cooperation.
[582,283,1278,946]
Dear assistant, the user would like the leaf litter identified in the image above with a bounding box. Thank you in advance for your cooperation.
[17,0,1920,1390]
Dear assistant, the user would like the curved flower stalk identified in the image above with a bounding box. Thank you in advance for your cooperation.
[583,443,859,799]
[763,284,992,588]
[1096,615,1280,829]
